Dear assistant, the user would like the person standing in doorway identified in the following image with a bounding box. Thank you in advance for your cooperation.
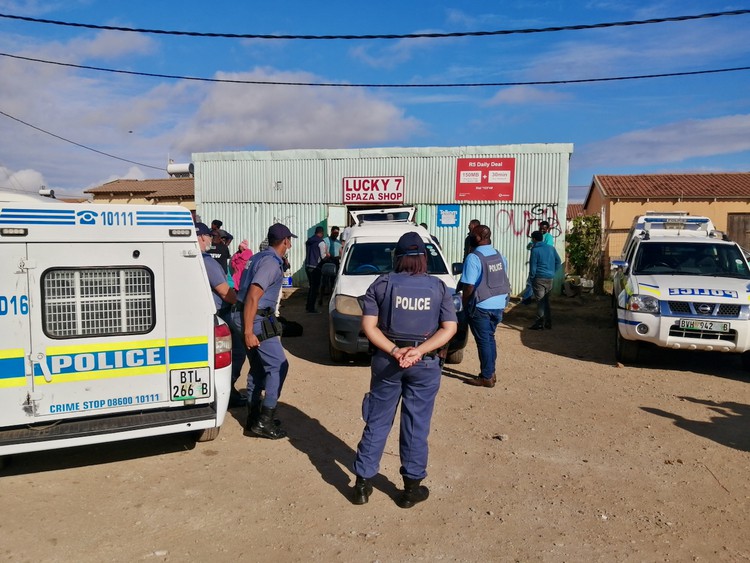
[304,226,327,313]
[460,225,510,388]
[351,232,457,508]
[528,230,561,330]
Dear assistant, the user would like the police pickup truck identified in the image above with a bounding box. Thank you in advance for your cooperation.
[611,213,750,369]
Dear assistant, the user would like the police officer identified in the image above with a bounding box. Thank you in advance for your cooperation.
[460,225,510,388]
[352,232,458,508]
[196,223,246,407]
[232,222,297,439]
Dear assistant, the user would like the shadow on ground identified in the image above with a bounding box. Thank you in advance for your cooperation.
[641,396,750,452]
[1,432,195,475]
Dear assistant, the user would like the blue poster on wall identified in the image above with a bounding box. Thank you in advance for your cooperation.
[437,205,460,228]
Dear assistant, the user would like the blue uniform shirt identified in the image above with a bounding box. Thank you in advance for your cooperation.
[460,246,508,310]
[203,252,229,311]
[237,249,284,311]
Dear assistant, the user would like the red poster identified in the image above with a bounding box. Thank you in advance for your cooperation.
[455,158,515,201]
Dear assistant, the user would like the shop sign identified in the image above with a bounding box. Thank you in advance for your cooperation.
[343,176,404,204]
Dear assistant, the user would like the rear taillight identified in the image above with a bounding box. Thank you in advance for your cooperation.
[214,322,232,369]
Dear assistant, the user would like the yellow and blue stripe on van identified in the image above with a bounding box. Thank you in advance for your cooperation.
[28,337,209,385]
[0,348,26,388]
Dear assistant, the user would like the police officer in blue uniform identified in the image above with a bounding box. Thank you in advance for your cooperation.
[460,224,510,388]
[232,223,297,439]
[352,232,458,508]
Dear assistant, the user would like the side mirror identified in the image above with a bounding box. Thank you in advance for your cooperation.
[452,262,463,276]
[610,259,628,271]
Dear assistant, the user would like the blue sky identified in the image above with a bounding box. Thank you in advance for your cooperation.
[0,1,749,201]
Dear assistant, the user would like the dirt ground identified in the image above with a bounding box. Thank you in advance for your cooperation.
[2,288,750,562]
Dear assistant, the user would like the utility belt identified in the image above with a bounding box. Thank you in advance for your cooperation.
[377,338,446,361]
[229,303,274,317]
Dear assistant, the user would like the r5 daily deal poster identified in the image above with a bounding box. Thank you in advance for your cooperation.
[455,158,515,201]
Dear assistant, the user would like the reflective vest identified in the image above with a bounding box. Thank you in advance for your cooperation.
[472,249,510,303]
[379,273,444,341]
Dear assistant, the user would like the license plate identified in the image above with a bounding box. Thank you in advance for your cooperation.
[678,319,730,333]
[169,367,211,401]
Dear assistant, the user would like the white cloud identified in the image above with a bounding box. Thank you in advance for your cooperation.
[349,34,445,69]
[173,68,422,153]
[0,166,45,193]
[574,114,750,168]
[486,85,570,105]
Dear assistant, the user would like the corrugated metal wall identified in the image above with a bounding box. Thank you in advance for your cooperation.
[195,144,573,292]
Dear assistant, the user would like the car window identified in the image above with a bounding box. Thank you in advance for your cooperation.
[633,242,750,277]
[343,241,448,275]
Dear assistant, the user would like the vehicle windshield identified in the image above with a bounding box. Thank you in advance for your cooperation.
[343,242,448,275]
[632,241,750,278]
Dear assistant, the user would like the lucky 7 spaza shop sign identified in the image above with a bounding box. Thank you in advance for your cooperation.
[343,176,404,203]
[455,158,515,201]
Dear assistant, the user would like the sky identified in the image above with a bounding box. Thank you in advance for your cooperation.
[0,1,749,202]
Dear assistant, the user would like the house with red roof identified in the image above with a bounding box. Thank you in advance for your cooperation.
[582,173,750,263]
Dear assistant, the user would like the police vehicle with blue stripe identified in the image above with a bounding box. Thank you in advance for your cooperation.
[0,190,232,464]
[611,212,750,369]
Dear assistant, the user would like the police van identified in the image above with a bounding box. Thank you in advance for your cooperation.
[0,191,232,462]
[611,212,750,369]
[328,207,468,363]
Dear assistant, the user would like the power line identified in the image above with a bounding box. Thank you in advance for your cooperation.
[0,110,164,170]
[2,52,748,88]
[0,9,748,40]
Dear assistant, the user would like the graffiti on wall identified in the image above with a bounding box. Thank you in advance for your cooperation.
[496,204,561,238]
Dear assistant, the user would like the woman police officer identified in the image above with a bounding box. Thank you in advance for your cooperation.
[351,231,458,508]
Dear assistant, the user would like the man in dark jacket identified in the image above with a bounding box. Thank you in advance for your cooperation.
[304,226,327,313]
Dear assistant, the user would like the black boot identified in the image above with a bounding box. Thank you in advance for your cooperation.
[396,477,429,509]
[352,476,373,505]
[245,401,261,431]
[250,406,287,440]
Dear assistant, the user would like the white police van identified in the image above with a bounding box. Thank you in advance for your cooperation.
[0,190,232,462]
[611,212,750,369]
[328,207,467,363]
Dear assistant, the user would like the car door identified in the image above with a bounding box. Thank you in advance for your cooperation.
[0,241,32,427]
[26,242,169,419]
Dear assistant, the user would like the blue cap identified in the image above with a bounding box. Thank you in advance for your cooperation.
[267,223,297,241]
[395,231,426,257]
[195,222,212,237]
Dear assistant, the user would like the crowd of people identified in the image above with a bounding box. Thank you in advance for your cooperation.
[194,213,561,509]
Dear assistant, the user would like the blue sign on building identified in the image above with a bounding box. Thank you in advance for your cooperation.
[437,205,460,228]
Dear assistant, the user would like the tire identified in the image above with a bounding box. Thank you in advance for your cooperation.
[446,348,464,364]
[615,328,640,364]
[195,426,220,442]
[329,340,346,363]
[741,352,750,372]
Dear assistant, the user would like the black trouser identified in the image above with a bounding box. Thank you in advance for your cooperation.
[305,266,322,311]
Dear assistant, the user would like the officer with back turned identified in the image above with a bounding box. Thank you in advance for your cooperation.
[351,232,458,508]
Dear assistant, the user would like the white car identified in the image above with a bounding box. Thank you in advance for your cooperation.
[612,214,750,369]
[328,208,467,363]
